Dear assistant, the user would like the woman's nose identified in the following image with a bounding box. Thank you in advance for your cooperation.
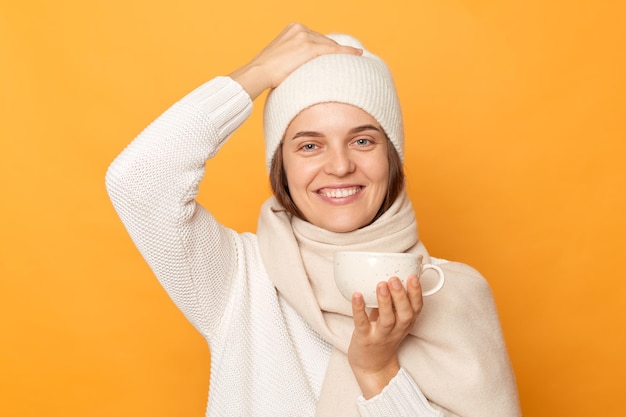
[324,147,355,176]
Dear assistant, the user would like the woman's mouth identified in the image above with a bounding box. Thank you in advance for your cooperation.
[317,186,362,198]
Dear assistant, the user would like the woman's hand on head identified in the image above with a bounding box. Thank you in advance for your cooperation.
[229,23,363,101]
[348,275,423,399]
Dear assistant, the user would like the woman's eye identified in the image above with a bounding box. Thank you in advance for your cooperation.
[300,143,318,151]
[354,138,372,146]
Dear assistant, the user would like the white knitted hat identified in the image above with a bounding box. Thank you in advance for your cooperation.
[262,33,404,171]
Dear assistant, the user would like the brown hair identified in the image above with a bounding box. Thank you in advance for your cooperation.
[269,139,405,226]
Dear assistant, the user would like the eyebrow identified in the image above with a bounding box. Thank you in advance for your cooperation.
[290,124,382,140]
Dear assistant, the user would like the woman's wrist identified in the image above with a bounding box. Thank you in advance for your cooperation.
[228,64,270,102]
[352,361,401,399]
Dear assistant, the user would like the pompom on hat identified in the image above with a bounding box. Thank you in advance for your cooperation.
[262,33,404,171]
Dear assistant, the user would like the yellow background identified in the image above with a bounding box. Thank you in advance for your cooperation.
[1,0,624,416]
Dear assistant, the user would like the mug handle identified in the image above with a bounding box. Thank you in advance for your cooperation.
[420,264,445,296]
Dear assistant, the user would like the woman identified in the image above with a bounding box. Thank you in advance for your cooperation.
[106,23,521,416]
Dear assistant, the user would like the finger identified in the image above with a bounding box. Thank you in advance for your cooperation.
[351,292,371,332]
[282,23,361,55]
[375,282,396,331]
[388,277,414,326]
[313,35,363,56]
[406,275,424,314]
[282,23,362,59]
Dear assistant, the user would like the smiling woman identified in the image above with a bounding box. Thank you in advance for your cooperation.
[270,110,405,229]
[279,103,391,232]
[105,23,521,416]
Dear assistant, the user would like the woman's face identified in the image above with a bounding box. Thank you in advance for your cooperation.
[282,102,390,233]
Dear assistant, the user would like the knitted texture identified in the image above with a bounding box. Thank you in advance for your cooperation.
[106,77,441,417]
[257,192,522,417]
[262,33,404,171]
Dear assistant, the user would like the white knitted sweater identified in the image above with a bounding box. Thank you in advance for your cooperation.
[106,76,445,416]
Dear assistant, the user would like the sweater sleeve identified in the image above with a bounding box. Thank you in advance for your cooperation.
[105,76,253,340]
[356,368,444,417]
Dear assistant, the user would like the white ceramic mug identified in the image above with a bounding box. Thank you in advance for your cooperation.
[333,251,445,307]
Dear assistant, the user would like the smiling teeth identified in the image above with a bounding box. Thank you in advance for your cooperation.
[320,187,360,198]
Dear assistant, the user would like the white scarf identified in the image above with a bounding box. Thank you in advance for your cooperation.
[257,191,521,416]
